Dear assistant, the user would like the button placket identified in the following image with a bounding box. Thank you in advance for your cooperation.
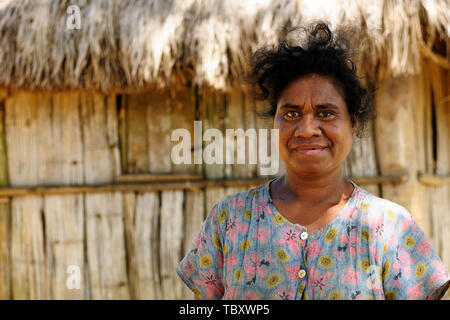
[297,269,306,279]
[294,224,308,300]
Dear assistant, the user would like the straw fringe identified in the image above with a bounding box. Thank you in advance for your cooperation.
[0,0,448,91]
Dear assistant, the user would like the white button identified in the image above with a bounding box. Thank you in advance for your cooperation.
[300,232,308,240]
[297,269,306,279]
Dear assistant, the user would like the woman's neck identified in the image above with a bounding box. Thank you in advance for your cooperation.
[275,169,350,206]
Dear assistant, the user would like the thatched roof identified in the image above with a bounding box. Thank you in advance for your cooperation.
[0,0,448,92]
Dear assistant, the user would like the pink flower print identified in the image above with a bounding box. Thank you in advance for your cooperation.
[305,240,322,258]
[407,283,423,299]
[391,271,402,287]
[195,270,224,299]
[369,245,380,264]
[339,228,365,257]
[307,266,335,297]
[243,253,273,280]
[332,245,348,259]
[230,196,245,209]
[224,252,239,270]
[217,251,224,269]
[225,215,249,242]
[428,260,450,285]
[392,247,414,276]
[363,215,385,240]
[417,238,432,256]
[195,234,210,255]
[244,290,262,300]
[252,196,269,214]
[342,267,360,286]
[210,206,218,218]
[183,258,195,276]
[273,287,295,300]
[252,227,270,243]
[366,278,383,293]
[285,265,302,281]
[353,189,364,200]
[399,217,412,233]
[344,207,358,220]
[277,227,301,256]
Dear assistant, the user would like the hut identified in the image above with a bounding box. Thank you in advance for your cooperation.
[0,0,448,299]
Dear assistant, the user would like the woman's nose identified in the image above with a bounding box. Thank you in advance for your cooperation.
[294,114,322,137]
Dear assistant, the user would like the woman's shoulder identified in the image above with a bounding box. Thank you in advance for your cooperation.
[214,183,268,209]
[351,183,415,226]
[208,182,269,224]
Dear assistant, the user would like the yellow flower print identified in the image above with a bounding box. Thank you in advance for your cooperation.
[200,254,212,268]
[360,229,371,242]
[265,273,282,288]
[240,239,252,252]
[276,248,290,263]
[223,244,229,255]
[325,227,338,242]
[405,237,416,248]
[360,259,370,272]
[359,202,370,211]
[328,291,342,300]
[249,190,261,196]
[384,291,396,300]
[318,256,333,268]
[212,234,222,251]
[243,209,252,220]
[415,262,426,279]
[233,269,243,282]
[273,213,285,226]
[382,261,391,281]
[377,266,383,282]
[218,209,228,225]
[365,296,374,300]
[386,208,396,221]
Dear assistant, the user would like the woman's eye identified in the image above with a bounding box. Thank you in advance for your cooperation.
[318,111,335,118]
[284,111,300,119]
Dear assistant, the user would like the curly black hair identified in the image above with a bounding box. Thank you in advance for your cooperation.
[246,22,376,138]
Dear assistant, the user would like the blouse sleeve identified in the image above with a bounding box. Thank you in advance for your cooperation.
[382,206,450,300]
[177,201,226,300]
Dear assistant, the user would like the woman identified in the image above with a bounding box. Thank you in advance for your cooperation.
[177,23,450,300]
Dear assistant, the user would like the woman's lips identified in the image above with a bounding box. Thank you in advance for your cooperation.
[294,147,327,155]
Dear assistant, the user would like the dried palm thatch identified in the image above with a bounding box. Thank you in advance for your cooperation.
[0,0,448,92]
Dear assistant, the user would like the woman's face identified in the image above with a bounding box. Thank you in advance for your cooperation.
[274,74,357,176]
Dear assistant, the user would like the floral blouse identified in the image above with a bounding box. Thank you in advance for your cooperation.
[177,179,450,300]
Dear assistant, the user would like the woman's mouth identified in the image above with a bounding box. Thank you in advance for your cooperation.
[294,147,327,155]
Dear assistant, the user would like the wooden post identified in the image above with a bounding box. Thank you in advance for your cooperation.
[0,93,10,299]
[159,190,184,299]
[85,192,129,299]
[375,74,424,226]
[123,191,161,299]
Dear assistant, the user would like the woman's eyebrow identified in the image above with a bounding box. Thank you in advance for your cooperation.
[278,103,340,110]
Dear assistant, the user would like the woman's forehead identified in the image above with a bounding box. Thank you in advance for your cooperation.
[278,74,346,108]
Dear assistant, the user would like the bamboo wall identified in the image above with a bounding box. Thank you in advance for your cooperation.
[0,63,448,299]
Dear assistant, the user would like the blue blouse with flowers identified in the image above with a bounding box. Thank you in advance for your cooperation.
[177,179,450,300]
